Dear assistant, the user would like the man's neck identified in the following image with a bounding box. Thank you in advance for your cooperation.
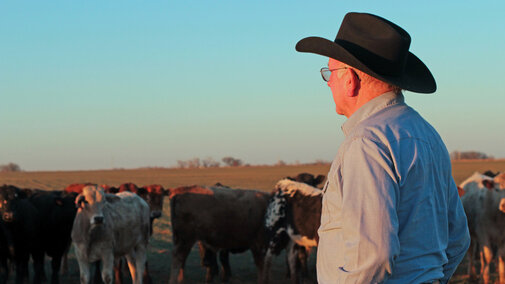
[345,87,396,118]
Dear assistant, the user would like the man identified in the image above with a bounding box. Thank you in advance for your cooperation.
[295,12,470,283]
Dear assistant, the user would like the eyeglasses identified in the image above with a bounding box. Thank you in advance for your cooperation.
[320,67,360,82]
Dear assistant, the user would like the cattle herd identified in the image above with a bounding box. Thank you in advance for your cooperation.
[0,170,504,284]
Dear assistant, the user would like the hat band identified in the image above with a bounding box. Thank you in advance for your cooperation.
[336,39,407,76]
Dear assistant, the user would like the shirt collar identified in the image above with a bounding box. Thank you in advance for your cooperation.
[341,91,405,136]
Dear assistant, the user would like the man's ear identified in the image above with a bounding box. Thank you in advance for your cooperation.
[345,69,360,97]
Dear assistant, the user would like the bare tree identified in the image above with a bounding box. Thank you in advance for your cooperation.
[177,160,188,169]
[275,160,286,166]
[202,157,220,168]
[222,157,243,167]
[186,158,201,168]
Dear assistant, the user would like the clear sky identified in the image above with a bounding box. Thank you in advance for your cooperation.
[1,1,504,171]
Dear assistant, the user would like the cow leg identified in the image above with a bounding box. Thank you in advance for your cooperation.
[30,251,44,284]
[76,260,91,284]
[481,244,493,284]
[125,254,138,284]
[219,250,231,282]
[61,246,70,275]
[199,244,218,283]
[114,258,123,284]
[170,239,196,284]
[250,246,265,284]
[296,246,309,280]
[14,255,29,284]
[101,254,114,284]
[134,246,147,284]
[126,244,147,284]
[0,255,8,284]
[262,249,274,284]
[92,261,102,284]
[142,261,152,284]
[499,255,505,284]
[480,249,485,277]
[286,241,300,284]
[51,255,63,284]
[468,240,477,280]
[285,253,291,279]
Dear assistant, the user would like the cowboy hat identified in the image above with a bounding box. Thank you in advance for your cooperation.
[296,12,436,93]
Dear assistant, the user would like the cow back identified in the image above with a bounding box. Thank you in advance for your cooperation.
[170,186,270,250]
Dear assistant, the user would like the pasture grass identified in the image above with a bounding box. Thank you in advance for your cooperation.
[1,160,504,283]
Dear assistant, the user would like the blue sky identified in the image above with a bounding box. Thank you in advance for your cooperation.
[1,1,504,171]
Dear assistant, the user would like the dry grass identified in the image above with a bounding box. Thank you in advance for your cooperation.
[1,160,504,283]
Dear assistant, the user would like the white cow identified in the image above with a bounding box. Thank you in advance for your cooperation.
[71,185,150,284]
[462,181,505,284]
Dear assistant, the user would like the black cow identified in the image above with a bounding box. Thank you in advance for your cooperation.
[0,185,45,284]
[263,174,325,284]
[28,190,77,284]
[0,220,13,284]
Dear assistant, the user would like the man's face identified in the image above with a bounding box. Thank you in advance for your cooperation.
[327,58,348,116]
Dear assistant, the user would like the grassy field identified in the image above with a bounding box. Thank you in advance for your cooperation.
[0,160,504,283]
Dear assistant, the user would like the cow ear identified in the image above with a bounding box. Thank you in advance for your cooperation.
[75,194,86,209]
[315,175,326,186]
[483,180,495,190]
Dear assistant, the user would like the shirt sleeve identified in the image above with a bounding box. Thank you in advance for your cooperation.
[338,137,401,283]
[441,179,470,283]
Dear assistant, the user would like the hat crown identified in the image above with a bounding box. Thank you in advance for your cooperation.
[335,13,411,76]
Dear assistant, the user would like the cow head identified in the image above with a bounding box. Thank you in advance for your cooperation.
[482,180,496,190]
[75,185,107,226]
[286,173,326,188]
[142,184,166,219]
[0,185,23,223]
[101,184,119,194]
[119,182,138,193]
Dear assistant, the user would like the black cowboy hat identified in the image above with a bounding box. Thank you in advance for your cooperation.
[296,12,436,94]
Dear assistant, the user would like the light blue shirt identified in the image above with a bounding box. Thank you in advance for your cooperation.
[317,92,470,284]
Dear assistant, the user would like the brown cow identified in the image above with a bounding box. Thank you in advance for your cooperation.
[168,185,270,284]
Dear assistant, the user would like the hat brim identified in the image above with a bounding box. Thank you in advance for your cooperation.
[296,36,436,94]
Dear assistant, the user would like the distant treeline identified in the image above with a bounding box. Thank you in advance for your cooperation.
[450,151,494,160]
[0,162,22,172]
[175,157,330,169]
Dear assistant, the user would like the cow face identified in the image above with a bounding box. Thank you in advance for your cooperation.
[142,185,166,219]
[0,185,22,223]
[75,185,107,226]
